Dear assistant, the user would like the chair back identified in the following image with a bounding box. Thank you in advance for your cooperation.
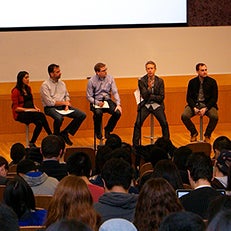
[0,185,6,202]
[19,226,46,231]
[34,194,53,210]
[186,142,211,157]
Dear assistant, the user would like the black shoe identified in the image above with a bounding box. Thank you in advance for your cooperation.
[60,131,73,146]
[104,129,110,139]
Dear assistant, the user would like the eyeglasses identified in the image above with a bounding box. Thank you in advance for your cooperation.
[100,68,107,72]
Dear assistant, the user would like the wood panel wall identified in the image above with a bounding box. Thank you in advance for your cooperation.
[1,74,230,136]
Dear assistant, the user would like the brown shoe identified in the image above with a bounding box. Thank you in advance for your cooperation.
[204,136,211,143]
[190,133,198,142]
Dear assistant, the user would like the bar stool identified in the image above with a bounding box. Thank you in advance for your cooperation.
[144,114,155,144]
[25,123,30,147]
[199,115,203,142]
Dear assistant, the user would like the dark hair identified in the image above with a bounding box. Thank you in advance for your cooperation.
[145,60,156,69]
[109,147,132,165]
[152,159,183,190]
[3,175,36,219]
[101,158,133,190]
[41,135,65,158]
[213,136,231,155]
[186,152,213,182]
[196,63,206,71]
[94,63,106,72]
[105,134,122,150]
[0,156,9,171]
[173,146,192,171]
[46,219,93,231]
[10,143,26,164]
[14,71,31,96]
[48,64,59,74]
[16,159,37,174]
[0,203,19,231]
[159,211,205,231]
[66,152,92,177]
[155,137,176,158]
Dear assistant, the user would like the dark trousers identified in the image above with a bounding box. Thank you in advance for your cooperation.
[17,111,52,143]
[132,105,169,147]
[44,106,86,135]
[91,99,121,137]
[181,106,218,137]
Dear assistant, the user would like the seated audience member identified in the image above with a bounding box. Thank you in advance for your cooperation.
[94,158,138,222]
[3,175,47,226]
[151,159,184,190]
[0,156,9,185]
[45,175,100,231]
[9,142,26,167]
[46,219,93,231]
[159,211,206,231]
[207,210,231,231]
[66,151,104,202]
[17,159,59,195]
[207,195,231,224]
[154,137,177,158]
[180,152,223,219]
[134,178,183,231]
[105,134,122,150]
[99,218,137,231]
[39,135,68,181]
[211,149,231,190]
[212,135,231,159]
[0,203,19,231]
[172,146,192,184]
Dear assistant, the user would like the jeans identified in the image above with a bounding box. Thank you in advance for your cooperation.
[181,105,218,137]
[44,106,86,135]
[132,105,169,147]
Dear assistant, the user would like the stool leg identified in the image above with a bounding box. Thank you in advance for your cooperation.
[150,114,154,144]
[25,124,29,147]
[199,116,203,142]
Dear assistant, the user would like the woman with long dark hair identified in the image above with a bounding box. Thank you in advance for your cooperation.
[11,71,52,147]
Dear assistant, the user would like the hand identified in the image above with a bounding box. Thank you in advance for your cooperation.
[98,101,104,107]
[34,106,40,112]
[115,105,122,113]
[199,107,207,116]
[194,107,200,115]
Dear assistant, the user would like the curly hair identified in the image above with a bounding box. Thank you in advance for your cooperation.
[45,175,100,230]
[134,178,183,231]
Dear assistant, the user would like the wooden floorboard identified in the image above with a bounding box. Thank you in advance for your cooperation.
[0,123,230,162]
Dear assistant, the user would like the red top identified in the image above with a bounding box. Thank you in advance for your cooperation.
[87,183,104,202]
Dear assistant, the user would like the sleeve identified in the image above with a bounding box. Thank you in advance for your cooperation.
[40,82,55,106]
[111,77,121,105]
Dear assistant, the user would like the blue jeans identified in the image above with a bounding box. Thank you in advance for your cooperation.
[44,106,86,135]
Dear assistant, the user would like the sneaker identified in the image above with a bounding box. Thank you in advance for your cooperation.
[190,132,198,142]
[204,136,211,143]
[60,131,73,146]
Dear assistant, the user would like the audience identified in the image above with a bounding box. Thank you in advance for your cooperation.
[94,158,137,222]
[39,135,68,181]
[0,203,19,231]
[133,178,183,231]
[45,175,100,231]
[0,156,9,185]
[17,159,59,195]
[66,151,104,202]
[3,175,47,226]
[180,152,223,219]
[154,137,177,158]
[105,134,122,150]
[212,135,231,159]
[9,142,26,167]
[159,211,206,231]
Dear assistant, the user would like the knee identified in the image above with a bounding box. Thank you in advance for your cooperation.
[181,113,188,121]
[55,116,64,124]
[114,110,121,118]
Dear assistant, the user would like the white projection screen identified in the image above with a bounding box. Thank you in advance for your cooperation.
[0,0,187,30]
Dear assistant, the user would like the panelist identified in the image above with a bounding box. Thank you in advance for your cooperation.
[132,60,169,147]
[86,62,122,139]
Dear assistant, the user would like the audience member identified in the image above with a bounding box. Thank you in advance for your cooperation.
[0,203,19,231]
[207,210,231,231]
[154,137,176,158]
[180,152,223,219]
[151,159,183,190]
[46,219,93,231]
[3,175,47,226]
[39,135,68,181]
[94,158,137,222]
[9,142,26,166]
[66,151,104,202]
[159,211,206,231]
[99,218,137,231]
[211,149,231,190]
[212,135,231,159]
[172,146,192,184]
[45,175,100,231]
[105,134,122,150]
[0,156,9,185]
[133,178,183,231]
[17,159,59,195]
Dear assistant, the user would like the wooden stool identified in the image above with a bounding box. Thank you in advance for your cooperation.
[144,114,155,144]
[199,116,203,142]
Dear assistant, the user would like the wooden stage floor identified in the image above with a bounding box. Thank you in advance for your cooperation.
[0,123,230,162]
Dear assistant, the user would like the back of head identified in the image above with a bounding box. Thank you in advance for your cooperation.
[46,219,93,231]
[0,203,19,231]
[41,135,65,158]
[3,175,35,218]
[216,149,231,176]
[152,159,183,190]
[101,158,133,190]
[186,152,213,182]
[155,137,176,158]
[173,146,192,171]
[109,147,132,165]
[159,211,205,231]
[99,218,137,231]
[10,142,26,164]
[16,159,37,174]
[0,156,9,172]
[213,136,231,158]
[105,134,122,150]
[66,152,92,177]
